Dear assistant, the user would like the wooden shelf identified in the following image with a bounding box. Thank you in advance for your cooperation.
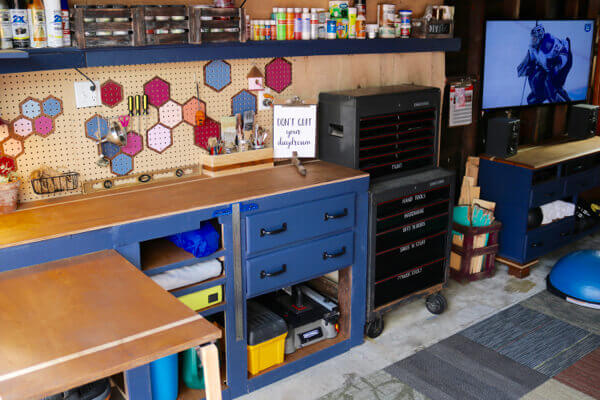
[247,334,347,380]
[0,38,461,74]
[169,274,226,297]
[141,238,196,272]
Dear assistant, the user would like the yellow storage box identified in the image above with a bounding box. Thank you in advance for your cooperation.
[179,285,222,311]
[247,301,288,375]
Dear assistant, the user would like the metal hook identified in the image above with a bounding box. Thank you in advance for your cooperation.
[74,67,96,91]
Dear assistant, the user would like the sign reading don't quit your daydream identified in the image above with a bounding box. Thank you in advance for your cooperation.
[273,104,317,158]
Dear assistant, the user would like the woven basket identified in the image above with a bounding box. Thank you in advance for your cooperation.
[0,181,19,214]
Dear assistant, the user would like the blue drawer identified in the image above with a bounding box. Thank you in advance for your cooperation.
[245,194,355,255]
[245,231,354,297]
[524,218,574,261]
[530,180,563,207]
[564,169,599,196]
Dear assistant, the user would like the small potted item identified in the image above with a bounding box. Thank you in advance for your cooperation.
[0,156,19,214]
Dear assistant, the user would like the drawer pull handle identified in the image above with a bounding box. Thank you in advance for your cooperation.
[531,242,543,248]
[560,232,570,237]
[324,208,348,221]
[260,223,287,237]
[323,246,347,260]
[260,264,287,279]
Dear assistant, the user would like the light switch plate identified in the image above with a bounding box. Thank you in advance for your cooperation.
[74,81,101,108]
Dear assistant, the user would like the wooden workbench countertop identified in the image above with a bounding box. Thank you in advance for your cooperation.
[0,161,368,250]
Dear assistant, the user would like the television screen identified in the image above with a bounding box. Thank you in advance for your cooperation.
[482,20,595,110]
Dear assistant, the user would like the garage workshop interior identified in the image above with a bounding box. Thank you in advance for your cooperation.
[1,0,600,399]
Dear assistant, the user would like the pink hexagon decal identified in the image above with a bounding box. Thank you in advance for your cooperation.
[265,57,293,93]
[11,117,33,138]
[34,115,54,137]
[0,123,9,142]
[2,137,24,158]
[101,80,123,108]
[121,131,143,156]
[158,100,183,129]
[147,123,172,154]
[144,77,171,108]
[182,97,206,126]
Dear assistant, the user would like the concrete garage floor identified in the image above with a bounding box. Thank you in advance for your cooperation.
[239,232,600,400]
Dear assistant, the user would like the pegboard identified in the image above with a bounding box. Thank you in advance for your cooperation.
[0,51,446,202]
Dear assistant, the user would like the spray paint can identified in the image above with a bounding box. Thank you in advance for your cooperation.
[356,12,366,39]
[0,1,12,49]
[9,0,29,48]
[285,8,294,40]
[348,7,356,39]
[27,0,46,48]
[318,11,327,39]
[293,7,301,40]
[60,0,70,46]
[310,11,318,40]
[269,19,276,40]
[301,9,310,40]
[276,8,285,40]
[44,0,61,47]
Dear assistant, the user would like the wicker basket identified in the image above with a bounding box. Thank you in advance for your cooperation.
[0,181,19,214]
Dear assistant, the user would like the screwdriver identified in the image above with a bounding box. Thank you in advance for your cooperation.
[135,95,141,134]
[142,94,149,134]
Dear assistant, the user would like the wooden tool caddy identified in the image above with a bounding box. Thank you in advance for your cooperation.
[201,148,273,177]
[450,221,502,282]
[71,5,246,48]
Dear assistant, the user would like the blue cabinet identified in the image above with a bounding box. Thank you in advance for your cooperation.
[480,152,600,265]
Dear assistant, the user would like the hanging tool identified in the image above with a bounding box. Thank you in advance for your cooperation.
[142,94,149,134]
[195,73,205,127]
[118,115,131,129]
[128,96,135,121]
[135,95,141,135]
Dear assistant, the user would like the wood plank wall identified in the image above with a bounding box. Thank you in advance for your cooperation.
[442,0,600,176]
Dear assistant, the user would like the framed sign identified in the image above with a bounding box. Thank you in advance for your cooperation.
[273,104,317,158]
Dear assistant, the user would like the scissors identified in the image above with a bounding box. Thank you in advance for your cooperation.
[118,115,131,129]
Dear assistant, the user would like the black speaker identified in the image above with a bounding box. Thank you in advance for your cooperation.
[485,117,520,158]
[567,104,598,139]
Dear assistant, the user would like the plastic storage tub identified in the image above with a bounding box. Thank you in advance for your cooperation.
[150,353,178,400]
[179,285,223,311]
[247,301,287,375]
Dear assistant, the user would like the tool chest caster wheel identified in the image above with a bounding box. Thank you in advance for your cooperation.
[426,293,447,315]
[366,316,384,338]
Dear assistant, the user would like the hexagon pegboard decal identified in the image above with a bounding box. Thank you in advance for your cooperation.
[34,115,54,137]
[101,80,123,108]
[2,137,24,158]
[20,97,42,119]
[159,100,183,129]
[144,77,171,108]
[11,117,33,139]
[121,132,143,156]
[182,97,206,126]
[265,57,292,93]
[42,95,63,118]
[147,123,172,153]
[111,153,134,176]
[204,60,231,92]
[0,123,9,142]
[100,141,121,160]
[194,117,220,150]
[231,89,257,116]
[85,114,109,141]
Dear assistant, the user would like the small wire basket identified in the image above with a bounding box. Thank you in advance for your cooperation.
[31,172,80,195]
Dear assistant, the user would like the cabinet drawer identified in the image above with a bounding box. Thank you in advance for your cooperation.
[246,231,354,297]
[376,213,449,253]
[245,194,355,254]
[564,169,599,196]
[525,219,574,261]
[530,180,563,207]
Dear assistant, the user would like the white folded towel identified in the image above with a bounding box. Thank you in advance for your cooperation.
[151,259,223,291]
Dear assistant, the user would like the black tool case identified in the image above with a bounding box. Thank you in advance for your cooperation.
[318,85,441,182]
[365,168,455,338]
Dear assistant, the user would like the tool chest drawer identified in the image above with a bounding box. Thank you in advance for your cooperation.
[374,258,446,308]
[375,230,447,282]
[245,194,355,255]
[376,213,449,252]
[564,169,599,196]
[376,199,450,232]
[245,231,354,297]
[376,185,451,217]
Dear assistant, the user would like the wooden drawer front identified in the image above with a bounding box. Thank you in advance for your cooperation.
[246,231,354,297]
[245,194,355,255]
[375,230,447,282]
[564,169,599,196]
[525,219,574,261]
[530,180,563,207]
[374,258,445,309]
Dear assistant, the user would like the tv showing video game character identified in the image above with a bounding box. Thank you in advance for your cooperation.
[482,19,595,110]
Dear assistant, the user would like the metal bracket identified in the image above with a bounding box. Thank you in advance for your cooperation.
[232,203,245,342]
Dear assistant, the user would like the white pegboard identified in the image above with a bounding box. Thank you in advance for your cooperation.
[0,57,286,202]
[0,52,446,203]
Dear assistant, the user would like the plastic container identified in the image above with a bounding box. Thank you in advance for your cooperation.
[182,347,205,390]
[247,301,287,375]
[150,354,178,400]
[347,7,356,38]
[167,221,220,258]
[179,285,223,311]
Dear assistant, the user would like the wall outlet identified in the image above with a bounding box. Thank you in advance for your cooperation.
[74,81,101,108]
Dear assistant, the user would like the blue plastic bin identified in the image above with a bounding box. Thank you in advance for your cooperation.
[150,354,179,400]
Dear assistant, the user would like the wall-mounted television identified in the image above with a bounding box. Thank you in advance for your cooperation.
[482,19,595,110]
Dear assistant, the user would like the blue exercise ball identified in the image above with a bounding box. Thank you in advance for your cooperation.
[547,250,600,308]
